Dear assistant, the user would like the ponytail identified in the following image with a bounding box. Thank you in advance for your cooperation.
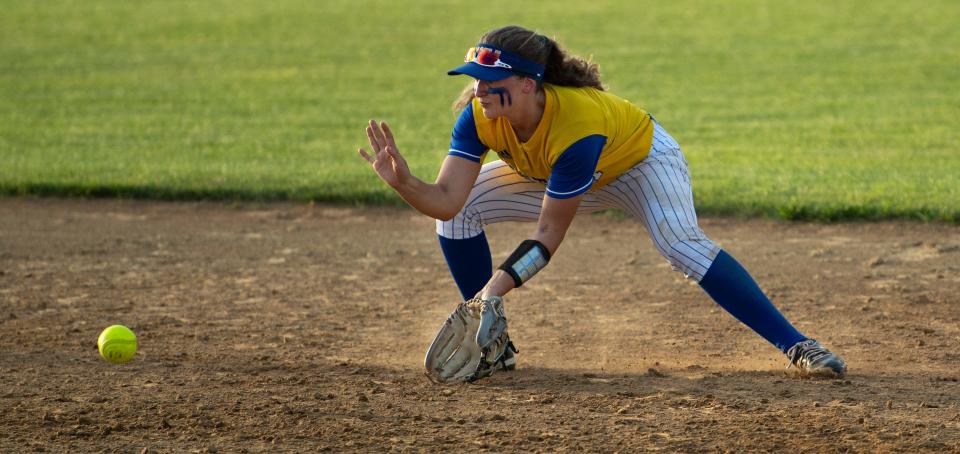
[541,38,603,91]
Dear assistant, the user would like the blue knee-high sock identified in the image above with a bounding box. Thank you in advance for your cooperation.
[698,250,806,353]
[438,233,493,300]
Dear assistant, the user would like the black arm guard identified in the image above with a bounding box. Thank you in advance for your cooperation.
[497,239,551,288]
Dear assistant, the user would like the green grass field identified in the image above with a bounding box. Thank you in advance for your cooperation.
[2,0,957,221]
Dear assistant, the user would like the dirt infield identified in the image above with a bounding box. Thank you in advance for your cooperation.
[1,198,958,453]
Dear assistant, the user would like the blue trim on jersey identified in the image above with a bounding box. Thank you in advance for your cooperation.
[448,104,487,163]
[545,134,606,199]
[449,148,483,161]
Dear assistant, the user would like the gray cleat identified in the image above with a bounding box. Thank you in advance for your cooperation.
[786,339,847,377]
[497,339,518,371]
[470,338,517,382]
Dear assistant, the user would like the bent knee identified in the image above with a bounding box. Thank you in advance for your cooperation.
[436,210,484,240]
[662,238,720,281]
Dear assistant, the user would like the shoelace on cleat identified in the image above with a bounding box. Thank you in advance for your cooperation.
[786,340,833,370]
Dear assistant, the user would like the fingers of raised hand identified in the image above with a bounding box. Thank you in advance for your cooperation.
[368,120,390,151]
[380,121,397,149]
[384,145,401,161]
[365,122,383,153]
[358,148,374,164]
[382,147,403,173]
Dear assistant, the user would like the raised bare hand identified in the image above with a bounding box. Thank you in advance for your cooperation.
[358,120,411,189]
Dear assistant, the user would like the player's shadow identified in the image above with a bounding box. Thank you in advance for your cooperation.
[484,365,794,393]
[182,354,952,412]
[466,365,930,407]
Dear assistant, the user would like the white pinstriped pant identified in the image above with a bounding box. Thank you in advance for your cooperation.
[436,121,720,281]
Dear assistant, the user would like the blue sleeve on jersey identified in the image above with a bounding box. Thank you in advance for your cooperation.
[448,104,487,162]
[546,134,607,199]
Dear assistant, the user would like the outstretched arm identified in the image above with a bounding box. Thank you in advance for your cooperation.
[358,120,480,220]
[476,134,604,299]
[479,193,582,298]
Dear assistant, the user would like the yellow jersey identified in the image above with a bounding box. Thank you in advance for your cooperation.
[449,84,653,198]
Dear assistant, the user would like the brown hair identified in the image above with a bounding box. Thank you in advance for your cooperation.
[453,25,604,111]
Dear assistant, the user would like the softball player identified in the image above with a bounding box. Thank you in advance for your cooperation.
[359,25,846,377]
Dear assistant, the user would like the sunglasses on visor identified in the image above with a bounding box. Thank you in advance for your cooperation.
[461,45,544,80]
[465,47,512,68]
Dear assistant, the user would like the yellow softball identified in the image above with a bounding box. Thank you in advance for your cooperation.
[97,325,137,364]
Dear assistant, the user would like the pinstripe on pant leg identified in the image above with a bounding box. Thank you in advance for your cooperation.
[437,160,616,240]
[437,121,718,281]
[599,122,719,281]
